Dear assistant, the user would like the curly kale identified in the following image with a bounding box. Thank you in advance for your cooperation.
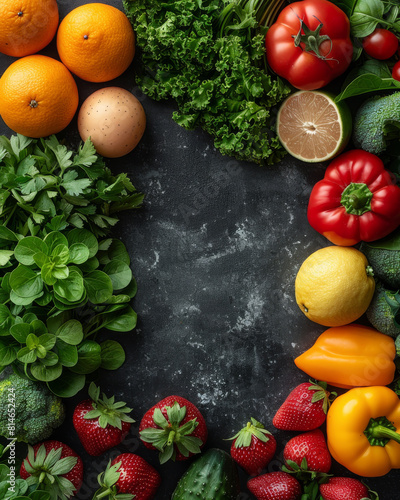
[0,374,65,444]
[123,0,291,165]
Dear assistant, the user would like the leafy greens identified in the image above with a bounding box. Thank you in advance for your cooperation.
[123,0,291,166]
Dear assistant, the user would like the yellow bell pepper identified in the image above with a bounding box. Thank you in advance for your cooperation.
[326,386,400,477]
[294,324,396,388]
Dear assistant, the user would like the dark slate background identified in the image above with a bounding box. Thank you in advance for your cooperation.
[0,0,398,498]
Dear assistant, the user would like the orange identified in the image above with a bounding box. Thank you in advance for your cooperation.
[56,3,135,83]
[0,0,59,57]
[0,55,79,138]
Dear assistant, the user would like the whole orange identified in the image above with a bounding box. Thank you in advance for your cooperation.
[56,3,135,83]
[0,0,59,57]
[0,55,79,138]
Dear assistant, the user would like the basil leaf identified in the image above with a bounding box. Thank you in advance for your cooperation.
[68,243,90,264]
[9,265,43,298]
[84,270,113,304]
[56,320,84,345]
[101,306,137,332]
[100,340,125,370]
[14,236,47,265]
[350,0,385,37]
[67,228,98,258]
[43,231,68,254]
[69,340,102,374]
[104,260,133,291]
[53,270,85,303]
[30,361,63,382]
[55,339,78,367]
[47,370,85,398]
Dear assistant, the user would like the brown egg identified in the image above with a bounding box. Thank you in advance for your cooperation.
[77,87,146,158]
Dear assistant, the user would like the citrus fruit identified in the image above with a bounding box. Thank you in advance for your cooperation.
[56,3,135,83]
[0,0,59,57]
[277,90,352,163]
[0,55,79,138]
[295,246,375,327]
[77,87,146,158]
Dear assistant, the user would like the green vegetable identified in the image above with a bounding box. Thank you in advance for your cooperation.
[360,233,400,290]
[0,462,50,500]
[366,281,400,338]
[123,0,291,166]
[353,91,400,155]
[0,373,64,444]
[0,134,144,237]
[171,448,240,499]
[0,135,142,397]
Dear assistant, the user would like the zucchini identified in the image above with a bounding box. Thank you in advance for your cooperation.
[171,448,240,500]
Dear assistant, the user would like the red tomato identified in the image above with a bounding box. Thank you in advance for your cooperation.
[392,60,400,81]
[265,0,353,90]
[362,29,399,60]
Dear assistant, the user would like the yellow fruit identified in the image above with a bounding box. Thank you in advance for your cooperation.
[295,246,375,327]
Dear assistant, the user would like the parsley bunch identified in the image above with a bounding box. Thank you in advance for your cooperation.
[123,0,291,165]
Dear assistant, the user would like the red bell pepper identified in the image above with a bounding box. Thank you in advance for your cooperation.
[307,149,400,246]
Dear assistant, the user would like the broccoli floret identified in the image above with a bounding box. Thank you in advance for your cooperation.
[353,92,400,154]
[360,240,400,290]
[0,374,65,444]
[366,281,400,338]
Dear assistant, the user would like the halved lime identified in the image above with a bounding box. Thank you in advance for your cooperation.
[276,91,352,163]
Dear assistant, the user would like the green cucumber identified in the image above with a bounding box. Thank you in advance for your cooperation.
[171,448,240,500]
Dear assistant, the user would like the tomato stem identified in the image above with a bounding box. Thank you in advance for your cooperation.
[293,17,333,60]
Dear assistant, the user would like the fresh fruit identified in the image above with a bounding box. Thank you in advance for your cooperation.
[362,28,399,60]
[93,453,161,500]
[295,246,375,326]
[56,3,135,82]
[319,477,370,500]
[276,91,352,162]
[19,440,83,499]
[0,55,79,138]
[77,87,146,158]
[229,417,277,475]
[273,381,334,431]
[294,324,396,388]
[0,0,59,57]
[139,395,207,463]
[283,429,331,474]
[247,471,302,500]
[73,382,135,456]
[171,448,240,500]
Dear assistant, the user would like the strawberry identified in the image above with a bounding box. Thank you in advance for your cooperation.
[93,453,161,500]
[273,380,335,431]
[320,477,371,500]
[20,440,83,499]
[229,417,277,476]
[283,429,331,474]
[73,382,135,456]
[139,395,207,463]
[247,471,302,500]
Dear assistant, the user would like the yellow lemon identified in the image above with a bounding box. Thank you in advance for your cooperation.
[295,246,375,327]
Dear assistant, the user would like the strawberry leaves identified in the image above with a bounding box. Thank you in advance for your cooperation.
[230,417,272,448]
[84,382,135,430]
[140,402,204,464]
[93,461,134,500]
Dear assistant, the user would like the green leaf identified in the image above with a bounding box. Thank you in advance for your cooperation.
[69,340,102,374]
[68,243,90,265]
[53,270,85,303]
[84,270,113,304]
[0,342,17,365]
[10,322,31,343]
[104,260,133,291]
[43,232,68,255]
[100,340,126,370]
[350,0,385,37]
[67,228,98,258]
[101,306,137,332]
[55,339,78,367]
[335,74,400,102]
[17,346,37,363]
[14,237,47,266]
[0,250,14,266]
[30,361,63,382]
[55,319,83,345]
[9,265,43,298]
[47,369,85,397]
[366,229,400,250]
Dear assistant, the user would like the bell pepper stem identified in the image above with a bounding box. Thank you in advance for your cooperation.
[370,424,400,444]
[364,416,400,446]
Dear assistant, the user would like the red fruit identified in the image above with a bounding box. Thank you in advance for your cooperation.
[229,417,277,476]
[73,382,135,456]
[273,381,335,431]
[20,440,83,498]
[94,453,161,500]
[320,477,370,500]
[247,471,301,500]
[283,429,331,473]
[139,395,207,463]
